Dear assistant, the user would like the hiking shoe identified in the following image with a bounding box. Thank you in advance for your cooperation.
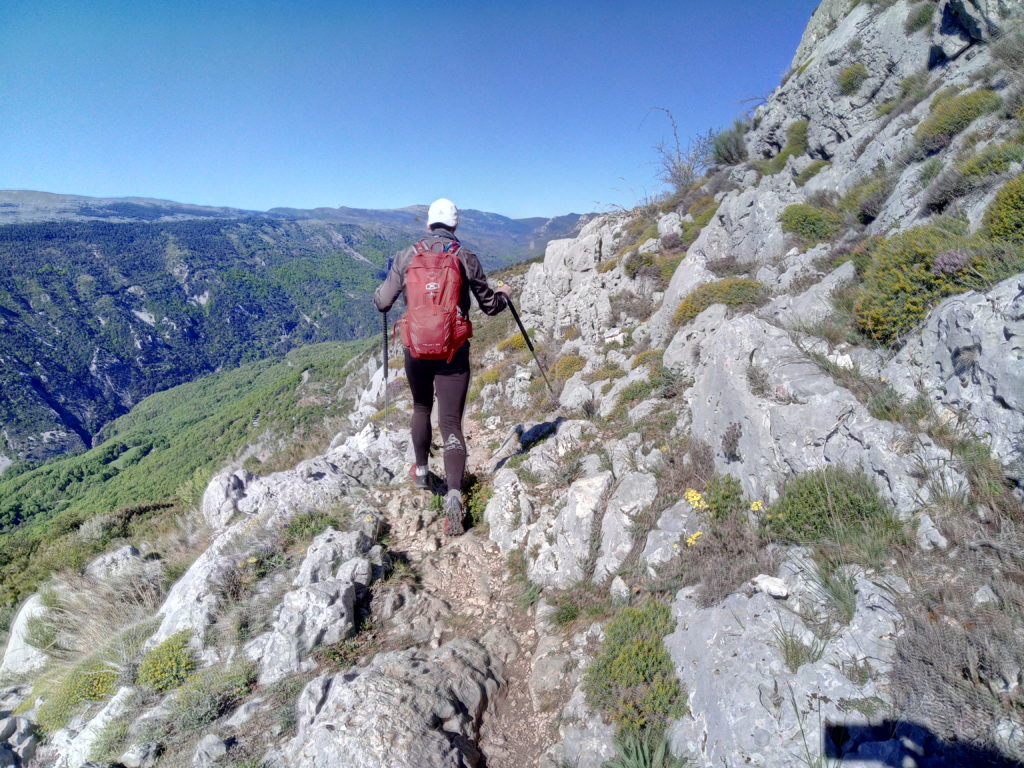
[444,491,465,536]
[410,464,429,490]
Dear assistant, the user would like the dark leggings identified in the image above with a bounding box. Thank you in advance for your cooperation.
[404,343,470,493]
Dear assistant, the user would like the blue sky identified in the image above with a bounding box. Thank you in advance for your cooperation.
[0,1,820,218]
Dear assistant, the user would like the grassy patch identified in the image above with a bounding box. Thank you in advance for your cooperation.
[795,160,830,186]
[915,89,1002,155]
[904,2,935,34]
[838,63,869,96]
[673,279,768,327]
[755,119,809,176]
[763,466,906,571]
[781,203,842,244]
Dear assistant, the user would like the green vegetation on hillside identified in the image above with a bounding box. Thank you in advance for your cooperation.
[0,217,393,463]
[0,339,370,606]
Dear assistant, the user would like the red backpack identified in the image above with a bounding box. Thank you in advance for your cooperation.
[396,238,472,361]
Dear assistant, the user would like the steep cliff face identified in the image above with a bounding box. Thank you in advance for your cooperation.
[2,2,1024,767]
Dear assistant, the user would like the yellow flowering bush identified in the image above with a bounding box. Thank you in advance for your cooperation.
[36,659,120,733]
[673,279,768,327]
[685,531,703,547]
[136,630,196,692]
[915,88,1002,153]
[983,173,1024,242]
[497,333,529,353]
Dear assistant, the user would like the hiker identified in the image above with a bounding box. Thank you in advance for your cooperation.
[373,198,512,535]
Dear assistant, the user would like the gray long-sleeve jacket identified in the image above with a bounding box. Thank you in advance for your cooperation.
[373,229,508,317]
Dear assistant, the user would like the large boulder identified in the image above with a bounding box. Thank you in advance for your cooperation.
[663,310,963,515]
[883,274,1024,485]
[528,472,614,588]
[272,640,500,768]
[0,595,49,678]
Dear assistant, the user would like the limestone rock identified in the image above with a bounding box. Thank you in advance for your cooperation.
[245,556,372,685]
[663,311,963,515]
[294,528,371,588]
[883,275,1024,484]
[751,575,789,599]
[528,472,614,588]
[275,640,500,768]
[192,733,229,767]
[201,469,254,532]
[0,595,49,678]
[119,741,161,768]
[83,545,142,580]
[592,472,658,583]
[666,574,905,767]
[483,468,534,553]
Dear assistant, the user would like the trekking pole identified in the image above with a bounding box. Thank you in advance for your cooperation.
[382,310,390,432]
[504,294,554,395]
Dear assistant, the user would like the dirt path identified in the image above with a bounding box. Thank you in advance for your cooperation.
[372,418,562,768]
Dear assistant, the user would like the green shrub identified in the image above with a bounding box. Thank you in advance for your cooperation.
[711,119,749,166]
[764,466,901,547]
[673,279,768,327]
[602,732,686,768]
[839,170,896,224]
[632,349,665,370]
[35,659,120,733]
[588,360,626,383]
[838,63,869,96]
[919,157,943,187]
[853,217,1024,344]
[795,160,830,186]
[551,354,586,382]
[283,509,349,546]
[704,473,745,520]
[915,89,1002,154]
[170,661,256,735]
[982,173,1024,242]
[136,630,196,691]
[477,367,502,386]
[624,251,656,280]
[497,333,529,353]
[960,143,1024,179]
[755,120,809,176]
[904,2,935,34]
[463,472,492,528]
[583,600,687,736]
[780,203,842,244]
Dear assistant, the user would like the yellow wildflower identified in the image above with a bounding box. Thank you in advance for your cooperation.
[364,515,373,522]
[247,556,258,564]
[686,531,704,547]
[750,500,764,513]
[684,489,709,511]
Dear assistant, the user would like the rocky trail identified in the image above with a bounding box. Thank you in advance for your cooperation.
[369,417,564,768]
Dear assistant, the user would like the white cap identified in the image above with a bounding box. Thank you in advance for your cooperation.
[427,198,459,228]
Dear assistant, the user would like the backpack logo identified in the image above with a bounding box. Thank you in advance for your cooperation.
[395,239,473,362]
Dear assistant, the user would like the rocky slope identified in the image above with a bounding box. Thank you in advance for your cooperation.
[2,1,1024,767]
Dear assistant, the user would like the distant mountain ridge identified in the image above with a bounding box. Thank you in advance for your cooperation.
[0,190,593,263]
